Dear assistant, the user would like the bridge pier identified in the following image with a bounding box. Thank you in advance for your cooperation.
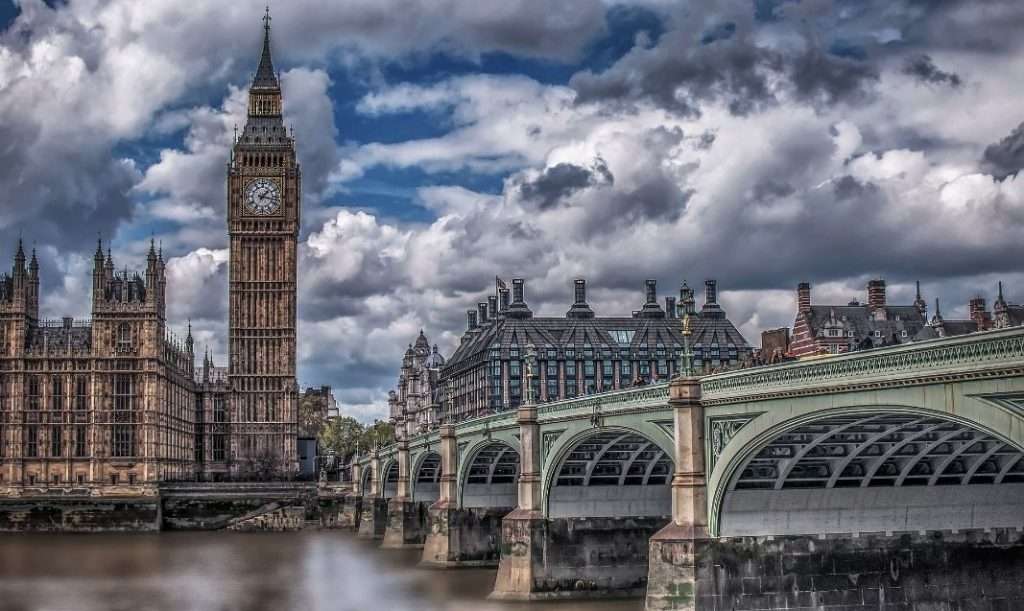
[382,433,428,548]
[336,463,363,530]
[494,403,663,599]
[646,375,709,611]
[422,424,506,567]
[357,453,387,539]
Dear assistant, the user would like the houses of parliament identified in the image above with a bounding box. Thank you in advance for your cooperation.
[0,13,299,493]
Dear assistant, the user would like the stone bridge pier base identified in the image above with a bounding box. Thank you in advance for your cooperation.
[491,404,656,599]
[357,452,388,539]
[338,493,362,531]
[422,424,506,567]
[646,375,709,611]
[382,437,428,548]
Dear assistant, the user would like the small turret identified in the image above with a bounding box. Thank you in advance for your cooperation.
[913,281,927,316]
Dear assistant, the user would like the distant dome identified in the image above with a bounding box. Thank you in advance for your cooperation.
[425,344,446,368]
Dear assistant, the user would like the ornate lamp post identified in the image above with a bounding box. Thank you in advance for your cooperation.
[676,303,695,378]
[524,343,537,406]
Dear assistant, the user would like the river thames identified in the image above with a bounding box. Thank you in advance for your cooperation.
[0,531,643,611]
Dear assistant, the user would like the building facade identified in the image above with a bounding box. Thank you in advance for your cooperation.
[789,279,1024,357]
[440,277,752,421]
[0,242,196,493]
[388,331,446,435]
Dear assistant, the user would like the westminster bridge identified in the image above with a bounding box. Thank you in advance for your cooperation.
[345,326,1024,610]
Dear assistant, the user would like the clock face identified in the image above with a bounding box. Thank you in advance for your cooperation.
[244,179,282,215]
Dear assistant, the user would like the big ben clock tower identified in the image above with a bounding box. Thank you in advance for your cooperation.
[227,9,299,477]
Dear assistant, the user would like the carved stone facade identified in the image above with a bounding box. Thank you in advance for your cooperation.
[0,241,196,494]
[226,12,300,477]
[389,331,446,436]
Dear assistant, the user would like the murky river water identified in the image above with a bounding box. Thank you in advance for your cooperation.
[0,531,643,611]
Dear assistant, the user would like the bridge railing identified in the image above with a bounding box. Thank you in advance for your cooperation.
[702,325,1024,404]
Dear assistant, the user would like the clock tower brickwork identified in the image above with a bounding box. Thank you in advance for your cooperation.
[226,11,300,477]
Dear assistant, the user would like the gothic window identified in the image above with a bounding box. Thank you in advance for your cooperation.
[51,376,63,411]
[74,426,86,457]
[214,396,227,423]
[25,425,37,457]
[74,376,87,411]
[213,435,226,461]
[111,374,134,457]
[657,360,669,378]
[50,426,62,458]
[27,376,40,411]
[0,325,5,355]
[116,324,132,352]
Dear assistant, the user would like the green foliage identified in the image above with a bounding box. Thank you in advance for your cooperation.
[318,416,364,462]
[359,420,396,453]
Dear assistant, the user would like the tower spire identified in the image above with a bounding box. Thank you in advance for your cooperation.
[253,6,278,89]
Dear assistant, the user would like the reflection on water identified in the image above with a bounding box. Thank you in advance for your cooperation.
[0,531,642,611]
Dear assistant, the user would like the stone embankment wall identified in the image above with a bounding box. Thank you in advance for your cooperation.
[683,529,1024,610]
[0,483,361,532]
[0,497,160,532]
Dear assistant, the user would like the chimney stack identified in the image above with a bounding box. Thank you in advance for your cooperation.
[512,278,525,304]
[488,295,498,320]
[638,279,666,318]
[467,310,478,331]
[477,302,488,325]
[969,296,991,330]
[867,279,886,311]
[705,279,718,305]
[499,288,510,313]
[566,278,595,319]
[797,282,811,313]
[666,296,677,319]
[645,279,657,305]
[506,278,533,319]
[574,278,586,305]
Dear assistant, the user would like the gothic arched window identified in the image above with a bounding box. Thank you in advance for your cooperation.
[116,324,131,352]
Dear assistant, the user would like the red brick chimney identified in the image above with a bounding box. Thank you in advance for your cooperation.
[797,282,811,313]
[969,296,991,331]
[867,279,886,312]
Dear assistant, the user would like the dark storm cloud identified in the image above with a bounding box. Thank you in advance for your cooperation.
[788,46,879,107]
[982,122,1024,179]
[902,55,962,87]
[0,122,138,256]
[569,18,880,118]
[518,159,613,209]
[570,37,783,117]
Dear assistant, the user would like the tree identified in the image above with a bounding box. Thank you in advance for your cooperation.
[298,391,329,438]
[318,416,364,463]
[360,420,395,453]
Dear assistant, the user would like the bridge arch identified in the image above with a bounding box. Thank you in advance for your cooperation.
[380,458,399,499]
[543,425,674,519]
[458,440,521,509]
[359,463,372,495]
[412,451,442,504]
[709,405,1024,537]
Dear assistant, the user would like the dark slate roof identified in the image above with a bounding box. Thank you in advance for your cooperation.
[913,320,978,341]
[804,304,927,348]
[444,312,751,376]
[1002,305,1024,327]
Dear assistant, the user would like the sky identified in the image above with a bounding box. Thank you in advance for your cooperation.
[2,0,1024,423]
